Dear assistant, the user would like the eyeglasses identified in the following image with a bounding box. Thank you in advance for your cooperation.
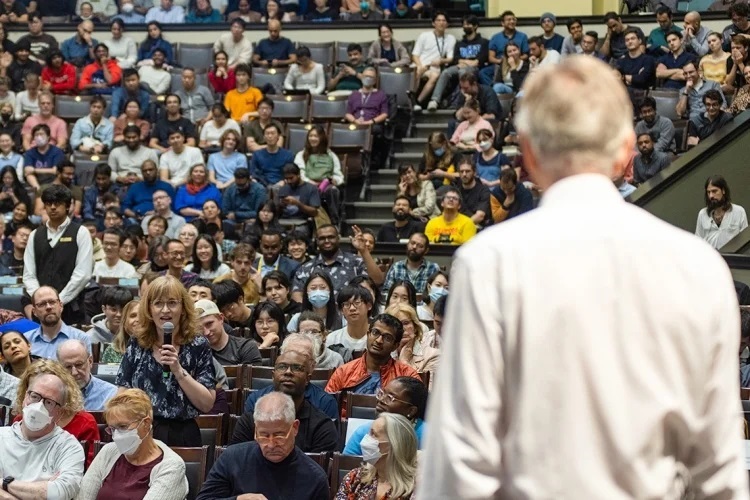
[26,390,62,411]
[341,299,364,309]
[368,328,395,344]
[255,319,278,327]
[300,329,322,335]
[62,361,87,371]
[153,299,181,310]
[375,388,412,406]
[273,363,307,373]
[255,424,294,445]
[169,252,186,258]
[443,195,460,202]
[34,299,58,308]
[105,418,143,435]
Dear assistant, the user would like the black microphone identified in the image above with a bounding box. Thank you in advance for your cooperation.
[162,322,174,379]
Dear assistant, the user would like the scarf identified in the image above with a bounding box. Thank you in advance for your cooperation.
[186,182,206,195]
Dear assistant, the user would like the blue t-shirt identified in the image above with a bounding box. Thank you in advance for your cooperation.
[343,418,425,455]
[23,146,65,185]
[207,151,248,184]
[657,51,696,90]
[354,371,381,394]
[489,30,529,57]
[249,147,294,185]
[255,37,296,63]
[474,151,509,184]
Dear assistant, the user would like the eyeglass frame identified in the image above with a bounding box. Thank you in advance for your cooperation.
[254,423,295,445]
[368,327,396,344]
[26,390,63,411]
[375,388,413,406]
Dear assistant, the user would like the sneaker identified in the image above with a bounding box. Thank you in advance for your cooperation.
[413,104,422,113]
[427,100,438,111]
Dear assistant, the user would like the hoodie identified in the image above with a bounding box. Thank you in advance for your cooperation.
[90,313,114,344]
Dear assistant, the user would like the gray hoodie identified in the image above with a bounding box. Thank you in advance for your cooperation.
[90,314,114,344]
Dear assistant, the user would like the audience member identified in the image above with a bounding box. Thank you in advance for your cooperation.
[633,132,672,185]
[615,29,656,97]
[424,186,477,245]
[90,285,133,344]
[21,91,67,152]
[4,41,41,93]
[213,18,252,68]
[58,339,117,411]
[200,104,241,150]
[284,46,326,94]
[213,243,261,304]
[528,35,561,72]
[250,124,294,187]
[325,284,374,356]
[196,298,262,365]
[158,130,203,187]
[725,35,749,93]
[108,68,150,119]
[722,2,750,50]
[411,12,455,111]
[683,11,710,56]
[561,17,584,57]
[382,233,438,296]
[456,155,491,226]
[145,0,185,23]
[62,20,97,68]
[687,89,732,146]
[480,10,527,86]
[107,19,138,68]
[76,388,189,500]
[71,95,114,153]
[222,166,267,231]
[23,286,91,358]
[489,168,534,223]
[0,360,85,499]
[223,63,263,123]
[600,11,645,60]
[253,19,296,68]
[377,197,426,243]
[244,97,283,152]
[207,129,245,188]
[369,23,411,67]
[635,97,676,153]
[186,0,221,22]
[197,392,329,500]
[647,6,682,56]
[14,72,41,120]
[174,164,221,222]
[137,47,170,94]
[186,233,230,278]
[730,65,750,114]
[656,31,696,90]
[677,61,725,121]
[174,67,214,125]
[17,13,59,65]
[208,50,236,94]
[696,174,747,249]
[94,227,139,278]
[419,131,460,189]
[41,50,77,94]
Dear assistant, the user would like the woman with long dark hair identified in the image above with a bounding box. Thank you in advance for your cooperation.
[294,125,344,225]
[247,301,289,348]
[418,131,460,189]
[396,163,438,219]
[0,165,29,215]
[417,270,448,320]
[186,234,230,279]
[244,200,284,248]
[6,200,34,237]
[208,50,236,94]
[286,270,344,332]
[137,21,175,65]
[107,18,137,69]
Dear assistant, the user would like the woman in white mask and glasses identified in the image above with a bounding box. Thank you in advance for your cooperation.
[76,388,188,500]
[336,412,418,500]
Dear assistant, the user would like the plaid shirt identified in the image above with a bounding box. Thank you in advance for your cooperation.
[382,259,440,296]
[292,250,367,294]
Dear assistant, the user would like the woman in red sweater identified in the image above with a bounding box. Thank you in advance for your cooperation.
[208,51,236,94]
[41,50,77,95]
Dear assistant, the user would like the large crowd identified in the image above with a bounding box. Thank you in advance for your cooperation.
[0,1,747,498]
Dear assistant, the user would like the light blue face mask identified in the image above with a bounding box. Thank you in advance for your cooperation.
[429,286,448,303]
[433,147,445,157]
[360,1,369,10]
[308,290,330,308]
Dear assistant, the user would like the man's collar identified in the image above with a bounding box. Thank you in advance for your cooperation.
[46,216,71,232]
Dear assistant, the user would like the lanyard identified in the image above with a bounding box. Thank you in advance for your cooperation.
[434,34,445,58]
[360,91,372,117]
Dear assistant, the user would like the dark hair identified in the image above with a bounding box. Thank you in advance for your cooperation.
[458,71,477,85]
[377,22,393,36]
[666,30,682,40]
[31,123,50,138]
[336,284,374,309]
[394,194,411,206]
[45,49,64,67]
[94,43,109,54]
[423,270,448,304]
[189,278,214,292]
[213,279,245,310]
[528,36,544,47]
[603,11,620,23]
[230,17,246,29]
[147,214,168,231]
[262,269,291,295]
[348,275,381,314]
[213,50,228,66]
[193,234,221,272]
[655,5,672,17]
[566,17,582,30]
[102,227,126,245]
[742,309,750,339]
[297,310,326,333]
[433,294,447,318]
[0,166,27,204]
[28,12,42,23]
[302,270,339,328]
[347,43,362,54]
[431,10,447,22]
[500,167,518,184]
[94,162,111,178]
[636,131,656,142]
[57,160,74,174]
[500,10,515,21]
[211,102,229,117]
[110,18,126,31]
[235,63,252,77]
[122,68,139,80]
[264,123,282,135]
[41,184,72,208]
[101,286,134,308]
[248,301,288,345]
[623,27,642,40]
[393,376,428,419]
[730,2,750,18]
[258,97,274,109]
[703,89,723,104]
[584,30,599,42]
[462,14,478,26]
[386,280,417,309]
[369,313,404,345]
[282,163,300,176]
[296,46,311,59]
[638,97,656,111]
[303,124,328,164]
[704,174,732,211]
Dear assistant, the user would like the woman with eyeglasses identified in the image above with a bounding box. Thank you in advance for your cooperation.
[343,376,427,455]
[247,301,289,348]
[115,276,216,447]
[76,388,189,500]
[337,412,418,499]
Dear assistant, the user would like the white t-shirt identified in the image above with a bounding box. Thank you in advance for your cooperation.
[412,31,456,66]
[94,259,138,279]
[325,326,368,351]
[199,119,241,146]
[159,146,204,186]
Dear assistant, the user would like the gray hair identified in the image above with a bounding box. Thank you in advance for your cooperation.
[361,413,418,497]
[254,392,295,424]
[280,332,320,368]
[515,56,633,181]
[56,339,89,360]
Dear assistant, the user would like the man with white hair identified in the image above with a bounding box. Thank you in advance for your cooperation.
[0,365,85,499]
[197,391,329,500]
[418,56,749,498]
[57,339,117,411]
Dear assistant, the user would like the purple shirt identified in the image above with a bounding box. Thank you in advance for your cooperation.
[346,89,388,122]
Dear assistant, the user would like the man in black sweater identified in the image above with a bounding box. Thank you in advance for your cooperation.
[197,391,329,500]
[230,345,338,453]
[377,196,426,243]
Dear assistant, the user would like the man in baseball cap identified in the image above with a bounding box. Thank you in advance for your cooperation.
[195,298,262,366]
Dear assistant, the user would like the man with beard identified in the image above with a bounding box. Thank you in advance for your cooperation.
[222,167,267,238]
[457,156,491,226]
[676,61,725,122]
[635,97,675,153]
[561,18,584,57]
[325,313,419,397]
[633,132,672,185]
[108,126,159,186]
[230,345,338,452]
[695,174,748,249]
[382,233,439,296]
[255,229,299,280]
[687,89,733,147]
[23,187,92,325]
[377,196,425,243]
[291,224,367,303]
[213,243,260,305]
[35,161,82,220]
[489,168,534,223]
[22,286,90,359]
[196,299,261,366]
[57,339,117,411]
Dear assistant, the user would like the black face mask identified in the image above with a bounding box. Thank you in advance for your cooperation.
[0,113,10,121]
[463,27,474,36]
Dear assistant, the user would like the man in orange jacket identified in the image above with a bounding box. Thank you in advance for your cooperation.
[325,313,421,396]
[79,43,122,95]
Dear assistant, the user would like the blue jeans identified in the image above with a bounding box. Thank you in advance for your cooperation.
[479,65,496,86]
[493,83,514,94]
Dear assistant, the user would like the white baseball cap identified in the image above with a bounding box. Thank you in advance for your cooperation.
[195,299,221,318]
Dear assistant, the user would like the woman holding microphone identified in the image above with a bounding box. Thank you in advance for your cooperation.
[115,275,216,447]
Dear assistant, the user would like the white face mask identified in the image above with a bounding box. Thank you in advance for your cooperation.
[23,401,52,432]
[112,420,145,456]
[479,140,492,151]
[360,433,386,465]
[121,2,134,12]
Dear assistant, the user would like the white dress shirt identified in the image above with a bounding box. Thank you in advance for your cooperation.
[696,203,748,250]
[418,174,748,500]
[23,217,94,305]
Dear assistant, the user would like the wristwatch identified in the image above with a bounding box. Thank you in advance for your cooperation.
[2,476,14,492]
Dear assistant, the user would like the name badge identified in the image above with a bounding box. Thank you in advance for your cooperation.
[59,237,72,242]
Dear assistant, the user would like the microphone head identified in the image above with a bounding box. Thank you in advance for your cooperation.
[163,322,175,334]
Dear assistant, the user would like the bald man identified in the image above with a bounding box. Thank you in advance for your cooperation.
[683,11,710,56]
[252,20,296,68]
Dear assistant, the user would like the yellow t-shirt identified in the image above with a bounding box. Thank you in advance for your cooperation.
[223,86,264,122]
[424,213,477,245]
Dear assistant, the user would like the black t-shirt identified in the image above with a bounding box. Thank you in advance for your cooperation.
[726,55,750,88]
[152,116,197,148]
[459,182,491,225]
[8,59,42,92]
[376,218,426,243]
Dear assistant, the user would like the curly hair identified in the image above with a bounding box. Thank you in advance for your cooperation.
[15,359,83,420]
[136,275,198,349]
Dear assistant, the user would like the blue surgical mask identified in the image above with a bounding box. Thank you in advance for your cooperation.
[433,147,445,157]
[429,286,447,303]
[308,290,330,308]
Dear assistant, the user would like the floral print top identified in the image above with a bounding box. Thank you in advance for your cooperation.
[336,467,415,500]
[115,335,215,420]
